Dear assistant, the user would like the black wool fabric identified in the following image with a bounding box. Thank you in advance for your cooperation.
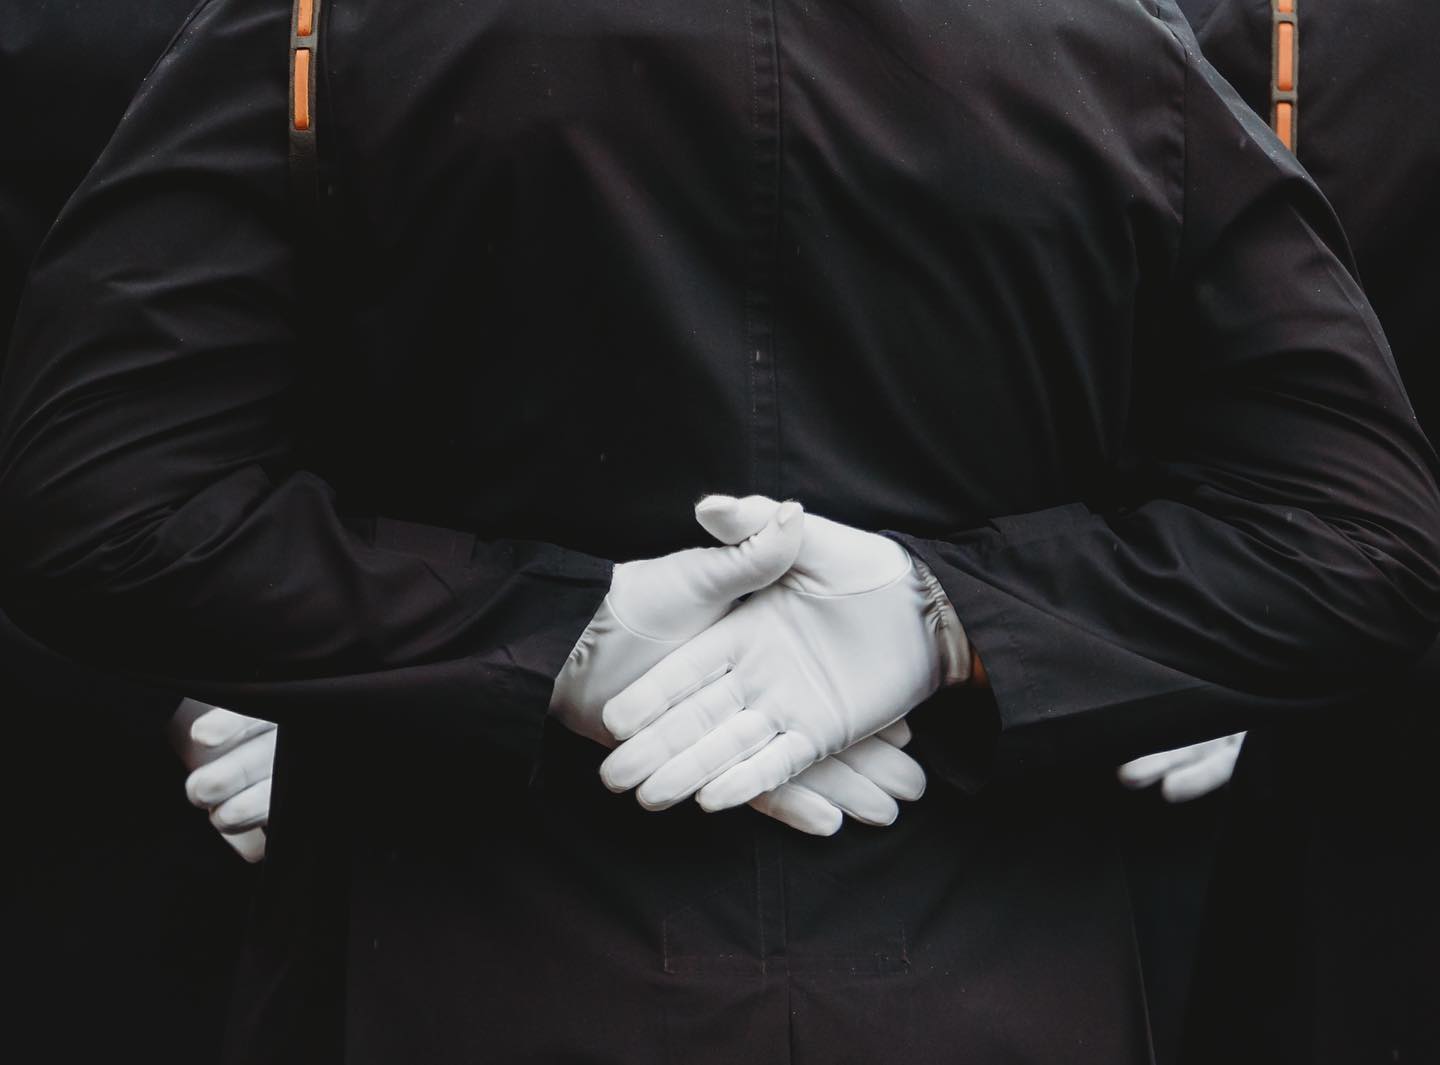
[1173,2,1440,1061]
[2,3,260,1063]
[1,2,1438,1062]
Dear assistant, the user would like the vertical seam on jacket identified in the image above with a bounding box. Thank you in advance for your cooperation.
[316,0,339,189]
[1160,21,1192,282]
[1116,826,1162,1065]
[753,826,792,1062]
[777,831,794,1065]
[313,0,344,242]
[744,0,783,497]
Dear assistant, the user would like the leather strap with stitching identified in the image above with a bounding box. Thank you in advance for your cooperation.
[289,0,321,216]
[1271,0,1298,151]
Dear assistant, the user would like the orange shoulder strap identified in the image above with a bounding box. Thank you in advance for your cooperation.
[1271,0,1298,151]
[289,0,322,213]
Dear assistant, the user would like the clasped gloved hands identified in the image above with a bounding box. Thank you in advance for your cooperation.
[168,698,277,862]
[551,498,930,835]
[596,495,969,824]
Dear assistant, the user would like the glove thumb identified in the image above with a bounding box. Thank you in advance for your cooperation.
[694,494,784,545]
[682,497,803,601]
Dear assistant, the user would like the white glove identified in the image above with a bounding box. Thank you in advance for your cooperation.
[600,496,968,813]
[749,720,926,835]
[168,698,276,862]
[553,498,926,834]
[550,500,806,744]
[1116,732,1244,803]
[689,495,928,833]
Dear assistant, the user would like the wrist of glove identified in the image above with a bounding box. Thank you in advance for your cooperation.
[911,553,973,688]
[168,698,276,862]
[549,596,674,746]
[599,496,960,816]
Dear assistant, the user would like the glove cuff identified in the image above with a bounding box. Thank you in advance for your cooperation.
[910,555,972,688]
[549,596,681,745]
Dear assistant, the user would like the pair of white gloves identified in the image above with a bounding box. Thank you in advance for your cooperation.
[159,493,967,854]
[551,495,972,835]
[162,701,1242,867]
[554,492,1242,826]
[158,491,1237,866]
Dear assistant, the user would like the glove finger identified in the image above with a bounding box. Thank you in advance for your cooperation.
[694,495,782,545]
[168,697,214,750]
[1115,746,1201,789]
[185,728,277,808]
[210,778,272,834]
[696,731,822,813]
[788,756,899,826]
[833,736,927,802]
[1160,745,1243,803]
[682,500,803,603]
[634,709,779,811]
[747,784,844,836]
[603,622,737,740]
[191,707,276,752]
[222,827,267,864]
[599,673,745,793]
[876,719,912,748]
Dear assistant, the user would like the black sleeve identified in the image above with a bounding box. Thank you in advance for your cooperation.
[0,0,612,751]
[896,18,1440,787]
[0,609,182,735]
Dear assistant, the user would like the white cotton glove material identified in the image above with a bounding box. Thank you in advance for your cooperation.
[1116,732,1245,803]
[168,698,276,862]
[549,500,806,745]
[600,496,965,814]
[749,720,927,835]
[549,498,927,834]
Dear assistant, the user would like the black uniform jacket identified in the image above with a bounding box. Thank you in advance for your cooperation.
[1175,2,1440,1061]
[2,5,258,1061]
[2,1,1438,1062]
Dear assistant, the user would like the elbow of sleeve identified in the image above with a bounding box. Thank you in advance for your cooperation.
[1336,508,1440,663]
[0,461,80,594]
[0,446,205,655]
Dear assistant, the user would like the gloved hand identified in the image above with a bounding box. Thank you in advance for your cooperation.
[1116,732,1245,802]
[748,719,926,835]
[690,495,929,833]
[168,698,276,862]
[552,498,926,834]
[600,495,969,813]
[550,500,805,744]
